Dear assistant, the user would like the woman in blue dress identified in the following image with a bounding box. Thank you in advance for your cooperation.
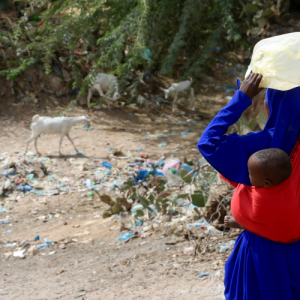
[198,73,300,300]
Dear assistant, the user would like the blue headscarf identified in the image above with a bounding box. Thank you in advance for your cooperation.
[198,87,300,185]
[266,87,300,155]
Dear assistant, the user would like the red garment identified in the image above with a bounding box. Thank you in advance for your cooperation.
[229,139,300,243]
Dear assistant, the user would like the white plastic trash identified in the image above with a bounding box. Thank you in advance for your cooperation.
[246,32,300,91]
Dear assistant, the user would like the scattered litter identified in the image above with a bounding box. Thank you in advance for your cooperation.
[13,249,26,258]
[118,231,133,242]
[220,240,235,252]
[198,272,211,278]
[102,162,114,169]
[158,142,167,147]
[3,230,12,234]
[37,238,52,249]
[55,268,65,275]
[183,247,194,255]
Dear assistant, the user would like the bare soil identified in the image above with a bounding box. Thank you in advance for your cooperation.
[0,91,234,300]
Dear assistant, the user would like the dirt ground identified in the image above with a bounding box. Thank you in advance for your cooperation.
[0,78,242,300]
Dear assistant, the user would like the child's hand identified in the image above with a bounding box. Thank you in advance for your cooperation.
[240,72,263,99]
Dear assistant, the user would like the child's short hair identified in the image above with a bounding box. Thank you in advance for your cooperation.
[252,148,292,184]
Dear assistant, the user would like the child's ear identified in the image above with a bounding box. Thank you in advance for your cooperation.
[264,180,272,188]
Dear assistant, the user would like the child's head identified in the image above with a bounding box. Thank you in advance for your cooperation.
[248,148,292,188]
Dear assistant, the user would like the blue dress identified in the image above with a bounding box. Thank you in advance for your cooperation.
[197,88,300,300]
[225,231,300,300]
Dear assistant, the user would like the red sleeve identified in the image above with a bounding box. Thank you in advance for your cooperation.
[219,174,238,188]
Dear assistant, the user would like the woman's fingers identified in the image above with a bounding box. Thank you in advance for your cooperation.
[254,74,262,87]
[240,72,263,100]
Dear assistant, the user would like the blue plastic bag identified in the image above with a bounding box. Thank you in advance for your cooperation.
[102,162,114,169]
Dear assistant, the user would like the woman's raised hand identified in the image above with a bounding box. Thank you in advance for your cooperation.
[240,72,263,99]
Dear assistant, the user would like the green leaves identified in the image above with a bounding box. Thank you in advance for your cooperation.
[245,4,259,13]
[257,18,267,27]
[191,191,206,207]
[261,8,273,17]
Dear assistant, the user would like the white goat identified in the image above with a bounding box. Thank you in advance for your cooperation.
[159,78,195,112]
[87,73,121,109]
[25,115,91,155]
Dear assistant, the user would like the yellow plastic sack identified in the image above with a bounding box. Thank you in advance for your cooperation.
[245,32,300,91]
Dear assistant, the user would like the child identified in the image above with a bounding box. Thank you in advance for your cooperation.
[224,148,292,229]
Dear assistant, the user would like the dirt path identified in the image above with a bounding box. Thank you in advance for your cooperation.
[0,96,232,300]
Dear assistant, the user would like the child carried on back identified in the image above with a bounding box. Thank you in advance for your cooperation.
[224,147,300,243]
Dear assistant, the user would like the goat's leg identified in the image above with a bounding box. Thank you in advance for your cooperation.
[58,134,65,155]
[107,99,111,111]
[87,89,92,109]
[191,88,195,111]
[172,93,178,112]
[25,135,35,154]
[34,137,40,155]
[66,133,78,153]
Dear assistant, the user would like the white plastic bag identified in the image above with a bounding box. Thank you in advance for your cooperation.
[245,32,300,91]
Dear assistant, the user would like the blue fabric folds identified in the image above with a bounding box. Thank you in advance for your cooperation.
[225,230,300,300]
[198,87,300,186]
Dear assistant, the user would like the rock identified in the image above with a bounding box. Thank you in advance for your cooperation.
[48,76,65,95]
[27,246,38,256]
[59,244,66,250]
[62,69,71,81]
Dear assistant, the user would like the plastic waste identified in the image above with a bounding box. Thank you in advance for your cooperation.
[102,162,114,169]
[183,247,194,255]
[158,142,167,147]
[165,168,182,187]
[24,185,32,191]
[180,132,188,136]
[162,161,181,175]
[205,225,223,237]
[37,238,52,249]
[0,206,7,214]
[34,235,40,241]
[86,179,93,190]
[156,133,169,138]
[77,151,83,156]
[131,204,144,217]
[3,230,12,234]
[181,163,195,177]
[198,272,211,278]
[219,240,235,252]
[245,32,300,91]
[13,249,26,258]
[136,147,143,152]
[199,157,209,168]
[134,169,149,185]
[136,219,144,227]
[118,231,133,242]
[186,222,209,228]
[0,219,10,224]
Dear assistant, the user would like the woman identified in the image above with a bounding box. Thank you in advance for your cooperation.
[198,73,300,300]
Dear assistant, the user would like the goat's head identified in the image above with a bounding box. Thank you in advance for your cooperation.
[159,87,170,99]
[82,115,91,127]
[112,91,121,101]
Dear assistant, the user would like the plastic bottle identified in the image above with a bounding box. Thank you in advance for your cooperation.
[187,223,202,228]
[0,219,10,224]
[86,179,93,190]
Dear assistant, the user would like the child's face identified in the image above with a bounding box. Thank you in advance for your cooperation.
[248,155,272,188]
